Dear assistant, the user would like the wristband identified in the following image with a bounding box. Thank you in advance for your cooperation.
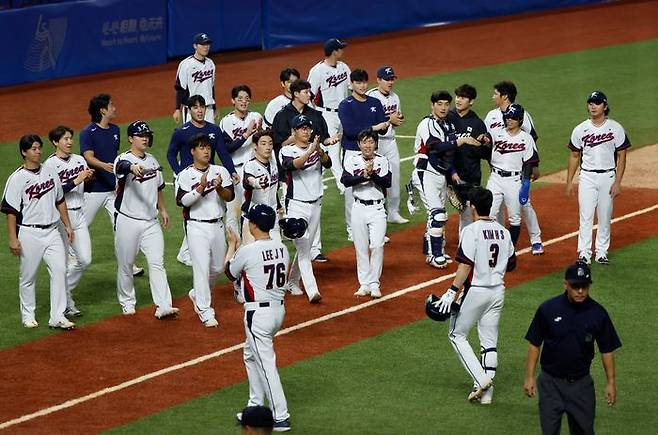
[450,285,459,292]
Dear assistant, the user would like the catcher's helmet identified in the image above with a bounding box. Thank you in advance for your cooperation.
[279,218,308,239]
[425,293,459,322]
[502,103,524,122]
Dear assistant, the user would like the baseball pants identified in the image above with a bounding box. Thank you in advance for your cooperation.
[538,372,595,435]
[83,190,115,226]
[342,149,361,237]
[187,220,225,323]
[459,205,474,240]
[59,208,92,309]
[114,214,174,313]
[448,285,505,390]
[522,201,542,245]
[577,170,615,259]
[18,225,67,325]
[378,137,402,218]
[287,199,322,301]
[322,110,344,191]
[487,172,522,226]
[411,167,448,256]
[351,201,387,290]
[243,301,290,423]
[225,164,245,237]
[173,176,191,264]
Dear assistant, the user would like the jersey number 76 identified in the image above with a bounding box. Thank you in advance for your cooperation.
[264,263,286,289]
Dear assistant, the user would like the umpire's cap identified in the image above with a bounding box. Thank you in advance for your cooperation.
[247,204,276,232]
[565,262,593,286]
[587,91,607,105]
[238,406,274,428]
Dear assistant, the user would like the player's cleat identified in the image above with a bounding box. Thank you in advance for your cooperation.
[428,256,448,269]
[235,412,243,424]
[49,319,75,330]
[595,255,610,265]
[203,318,219,328]
[468,378,493,402]
[531,243,545,255]
[286,282,304,296]
[23,319,39,329]
[354,286,370,297]
[444,253,452,263]
[577,255,591,265]
[176,254,193,267]
[273,418,292,432]
[369,286,382,299]
[479,386,494,405]
[132,265,145,276]
[122,306,136,316]
[387,213,409,224]
[384,235,391,244]
[64,306,82,318]
[309,293,322,304]
[155,306,179,319]
[312,253,329,263]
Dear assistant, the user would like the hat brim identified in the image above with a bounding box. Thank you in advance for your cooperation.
[567,278,592,286]
[587,98,606,104]
[378,75,397,80]
[293,123,313,129]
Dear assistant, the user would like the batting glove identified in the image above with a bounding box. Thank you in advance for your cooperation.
[405,179,416,215]
[438,288,457,314]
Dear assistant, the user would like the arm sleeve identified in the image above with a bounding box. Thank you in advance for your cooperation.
[166,130,181,174]
[340,169,368,187]
[115,159,132,176]
[426,135,458,154]
[281,149,297,171]
[225,248,246,282]
[62,181,77,194]
[370,159,392,188]
[568,127,582,152]
[224,130,247,154]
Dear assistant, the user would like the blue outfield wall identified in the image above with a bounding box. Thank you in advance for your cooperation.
[0,0,605,87]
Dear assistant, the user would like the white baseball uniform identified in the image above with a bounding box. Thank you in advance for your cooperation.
[485,108,542,244]
[568,118,630,259]
[113,151,175,314]
[43,153,92,311]
[366,87,403,218]
[174,55,216,123]
[219,110,263,236]
[264,94,290,127]
[1,165,68,326]
[242,156,281,243]
[486,128,537,229]
[308,60,351,186]
[226,238,290,424]
[341,153,391,292]
[449,219,516,391]
[177,164,233,324]
[280,144,330,301]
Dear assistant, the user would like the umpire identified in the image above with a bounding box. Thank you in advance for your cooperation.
[523,262,621,435]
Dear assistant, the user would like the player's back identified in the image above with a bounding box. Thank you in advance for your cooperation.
[239,239,290,302]
[458,219,514,288]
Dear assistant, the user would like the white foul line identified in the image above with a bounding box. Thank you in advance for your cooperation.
[2,202,657,430]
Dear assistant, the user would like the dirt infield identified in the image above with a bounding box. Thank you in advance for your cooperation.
[1,0,658,142]
[1,1,658,432]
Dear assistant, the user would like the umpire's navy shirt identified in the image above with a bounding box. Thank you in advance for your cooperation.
[525,292,621,380]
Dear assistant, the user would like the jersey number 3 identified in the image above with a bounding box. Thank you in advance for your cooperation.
[264,263,286,289]
[489,243,500,267]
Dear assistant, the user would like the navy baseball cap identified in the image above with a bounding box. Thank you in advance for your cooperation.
[193,32,212,45]
[565,262,593,286]
[291,114,313,129]
[127,120,153,136]
[324,38,347,55]
[247,204,276,231]
[587,91,607,104]
[377,65,397,80]
[238,406,274,428]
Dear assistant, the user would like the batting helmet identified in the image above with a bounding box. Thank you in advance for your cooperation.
[425,293,459,322]
[127,120,154,147]
[279,218,308,239]
[502,103,524,123]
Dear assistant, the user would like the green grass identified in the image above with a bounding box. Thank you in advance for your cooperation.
[1,38,657,348]
[108,236,658,434]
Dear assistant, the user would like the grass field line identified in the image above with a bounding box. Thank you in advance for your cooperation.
[2,202,657,430]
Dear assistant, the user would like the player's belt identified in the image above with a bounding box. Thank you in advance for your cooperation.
[289,197,320,204]
[68,207,82,211]
[187,218,221,223]
[319,107,338,113]
[491,167,521,177]
[20,222,56,229]
[244,300,284,310]
[355,198,384,206]
[581,168,615,173]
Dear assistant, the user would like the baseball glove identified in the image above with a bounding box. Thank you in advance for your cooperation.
[447,182,476,212]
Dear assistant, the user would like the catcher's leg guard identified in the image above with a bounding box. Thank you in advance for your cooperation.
[428,208,447,257]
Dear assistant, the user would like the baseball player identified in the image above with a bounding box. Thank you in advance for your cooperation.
[308,38,351,192]
[447,84,491,236]
[366,65,407,224]
[411,90,481,268]
[173,32,216,124]
[80,93,143,277]
[264,68,300,128]
[484,81,544,254]
[341,129,391,298]
[566,91,630,265]
[2,134,76,330]
[176,133,234,327]
[43,126,94,317]
[167,94,237,266]
[485,104,539,247]
[280,114,332,303]
[219,85,263,236]
[338,69,390,241]
[271,79,338,263]
[113,121,179,318]
[434,187,516,404]
[241,130,281,243]
[225,204,291,432]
